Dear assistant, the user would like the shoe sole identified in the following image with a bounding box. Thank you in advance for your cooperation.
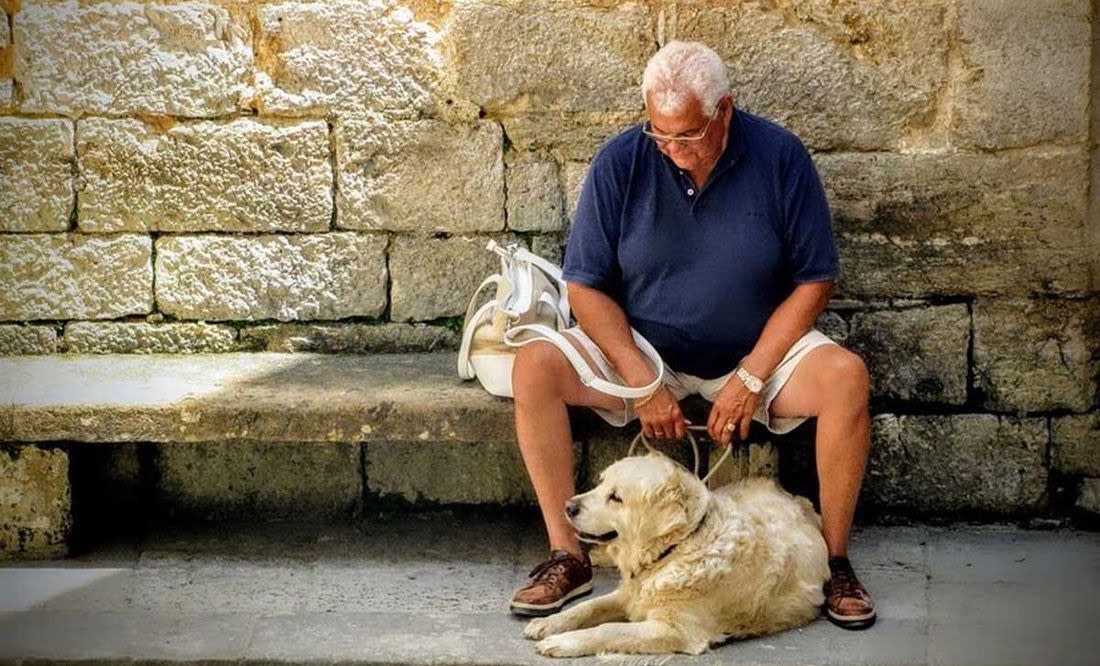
[509,582,594,617]
[826,607,877,630]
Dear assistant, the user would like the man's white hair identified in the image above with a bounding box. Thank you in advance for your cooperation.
[642,41,729,116]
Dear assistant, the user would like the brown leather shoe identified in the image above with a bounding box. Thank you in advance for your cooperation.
[825,556,877,630]
[509,549,593,617]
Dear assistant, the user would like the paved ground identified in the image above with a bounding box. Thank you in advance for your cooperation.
[0,514,1097,665]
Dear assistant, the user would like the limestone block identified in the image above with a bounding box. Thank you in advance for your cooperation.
[365,440,540,506]
[255,0,443,117]
[505,152,564,232]
[0,325,58,355]
[0,81,12,109]
[818,149,1090,297]
[815,310,848,342]
[0,233,152,321]
[14,0,252,116]
[503,112,639,163]
[155,233,387,321]
[444,0,653,114]
[973,299,1097,412]
[0,445,70,559]
[530,233,565,266]
[389,234,519,322]
[156,442,362,519]
[1053,414,1100,476]
[238,323,458,353]
[954,0,1091,149]
[847,305,969,404]
[671,0,949,150]
[336,114,504,232]
[0,118,73,232]
[65,322,238,354]
[561,161,590,223]
[1077,478,1100,515]
[77,119,331,233]
[864,414,1047,514]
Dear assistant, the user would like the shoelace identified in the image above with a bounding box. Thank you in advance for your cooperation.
[528,555,574,585]
[828,566,868,601]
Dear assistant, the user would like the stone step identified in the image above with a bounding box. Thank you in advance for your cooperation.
[0,353,772,559]
[1,519,1098,665]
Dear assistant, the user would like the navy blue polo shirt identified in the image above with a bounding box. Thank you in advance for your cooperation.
[562,108,840,379]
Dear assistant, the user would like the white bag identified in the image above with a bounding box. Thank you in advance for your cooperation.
[457,240,665,400]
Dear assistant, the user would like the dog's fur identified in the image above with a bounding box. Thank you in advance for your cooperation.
[525,453,828,656]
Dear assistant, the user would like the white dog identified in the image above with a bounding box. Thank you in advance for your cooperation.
[524,453,829,656]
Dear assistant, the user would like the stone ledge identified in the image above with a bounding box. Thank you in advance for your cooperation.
[0,353,514,445]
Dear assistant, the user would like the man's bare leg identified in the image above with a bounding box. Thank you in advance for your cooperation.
[767,344,871,557]
[512,341,626,557]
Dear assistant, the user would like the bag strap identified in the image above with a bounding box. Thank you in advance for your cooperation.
[503,322,665,400]
[457,274,506,380]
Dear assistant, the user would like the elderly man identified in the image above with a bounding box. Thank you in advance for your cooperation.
[508,41,876,630]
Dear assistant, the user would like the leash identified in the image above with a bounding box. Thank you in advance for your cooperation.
[627,425,735,486]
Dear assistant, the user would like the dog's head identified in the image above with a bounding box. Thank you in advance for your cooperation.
[566,453,709,576]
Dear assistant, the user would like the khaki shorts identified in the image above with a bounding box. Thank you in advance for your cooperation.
[562,327,838,435]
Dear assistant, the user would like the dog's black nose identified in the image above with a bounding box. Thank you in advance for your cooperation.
[565,500,581,518]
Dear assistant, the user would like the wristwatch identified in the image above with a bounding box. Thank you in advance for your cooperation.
[735,366,764,394]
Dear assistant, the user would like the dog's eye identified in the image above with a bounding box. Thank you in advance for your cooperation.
[608,490,622,503]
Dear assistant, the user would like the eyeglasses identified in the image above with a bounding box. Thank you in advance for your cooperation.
[642,100,723,147]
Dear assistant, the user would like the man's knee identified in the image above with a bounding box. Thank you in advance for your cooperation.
[513,342,570,400]
[825,348,870,402]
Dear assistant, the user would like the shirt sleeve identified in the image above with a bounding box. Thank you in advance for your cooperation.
[562,153,624,292]
[782,146,841,284]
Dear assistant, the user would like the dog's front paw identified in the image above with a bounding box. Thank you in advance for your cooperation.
[524,615,572,640]
[535,633,590,658]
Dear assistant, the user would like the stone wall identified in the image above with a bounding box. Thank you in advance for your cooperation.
[0,1,1096,516]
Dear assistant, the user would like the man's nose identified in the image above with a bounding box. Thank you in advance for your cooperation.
[565,499,581,518]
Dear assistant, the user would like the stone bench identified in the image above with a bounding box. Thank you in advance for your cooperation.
[0,353,774,559]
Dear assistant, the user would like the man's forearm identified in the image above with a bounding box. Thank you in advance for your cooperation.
[741,281,834,379]
[568,282,659,388]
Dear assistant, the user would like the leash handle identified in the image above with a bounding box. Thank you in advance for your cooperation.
[627,425,735,485]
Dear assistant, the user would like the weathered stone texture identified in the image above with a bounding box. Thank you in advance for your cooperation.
[848,305,969,404]
[239,323,459,353]
[503,112,639,163]
[819,149,1090,297]
[14,1,252,116]
[1052,414,1100,477]
[155,233,387,321]
[864,414,1048,514]
[954,0,1091,149]
[505,152,564,232]
[255,0,443,117]
[1078,478,1100,515]
[77,119,331,233]
[671,0,949,150]
[65,322,239,354]
[0,325,58,355]
[389,234,519,322]
[444,0,653,114]
[156,442,362,519]
[530,233,565,266]
[815,311,848,342]
[0,234,153,321]
[561,160,590,223]
[365,440,535,505]
[0,445,70,559]
[973,299,1098,412]
[336,115,504,232]
[0,118,73,232]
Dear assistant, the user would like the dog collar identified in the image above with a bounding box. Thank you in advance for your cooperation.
[653,509,709,565]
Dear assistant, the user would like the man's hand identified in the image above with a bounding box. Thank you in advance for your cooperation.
[635,386,690,440]
[707,376,761,446]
